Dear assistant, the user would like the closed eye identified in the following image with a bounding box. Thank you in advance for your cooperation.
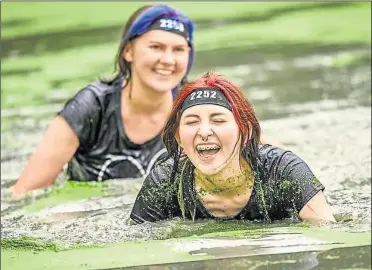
[185,121,199,125]
[212,119,226,124]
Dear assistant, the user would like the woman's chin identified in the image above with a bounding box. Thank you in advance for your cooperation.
[151,84,176,93]
[148,78,179,92]
[195,163,224,176]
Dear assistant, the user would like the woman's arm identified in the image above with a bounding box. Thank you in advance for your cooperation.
[299,191,336,222]
[267,147,336,223]
[11,85,103,198]
[11,115,79,198]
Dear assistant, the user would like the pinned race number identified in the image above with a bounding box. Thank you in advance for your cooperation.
[159,18,185,32]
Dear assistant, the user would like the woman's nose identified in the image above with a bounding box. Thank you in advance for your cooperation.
[159,50,176,65]
[198,123,214,140]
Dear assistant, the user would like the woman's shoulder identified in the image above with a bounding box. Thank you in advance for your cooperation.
[258,144,301,163]
[76,80,119,101]
[146,156,190,185]
[60,80,120,124]
[256,144,311,176]
[63,80,119,114]
[146,156,175,184]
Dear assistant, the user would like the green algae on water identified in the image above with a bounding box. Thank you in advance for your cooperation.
[164,219,308,240]
[1,236,64,252]
[2,2,370,109]
[1,235,104,253]
[24,180,108,213]
[1,238,213,270]
[2,226,371,270]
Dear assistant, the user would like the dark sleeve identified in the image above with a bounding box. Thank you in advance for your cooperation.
[130,161,177,224]
[262,146,325,213]
[58,85,102,148]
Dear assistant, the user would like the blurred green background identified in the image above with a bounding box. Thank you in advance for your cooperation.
[1,1,371,111]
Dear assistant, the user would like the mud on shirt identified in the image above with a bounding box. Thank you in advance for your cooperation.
[130,145,325,223]
[59,81,168,181]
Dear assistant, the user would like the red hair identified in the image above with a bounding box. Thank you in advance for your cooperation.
[163,71,261,160]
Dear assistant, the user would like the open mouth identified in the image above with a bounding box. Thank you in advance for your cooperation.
[196,144,221,158]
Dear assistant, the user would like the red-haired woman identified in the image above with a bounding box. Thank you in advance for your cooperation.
[130,71,336,224]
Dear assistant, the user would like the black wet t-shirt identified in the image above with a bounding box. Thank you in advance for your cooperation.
[59,81,168,181]
[130,145,325,223]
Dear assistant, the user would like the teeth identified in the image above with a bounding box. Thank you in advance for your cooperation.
[197,145,220,151]
[155,69,173,75]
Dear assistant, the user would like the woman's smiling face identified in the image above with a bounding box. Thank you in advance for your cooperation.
[178,104,241,175]
[124,29,190,93]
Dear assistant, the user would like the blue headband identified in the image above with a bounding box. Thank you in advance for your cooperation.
[146,18,189,40]
[125,4,195,74]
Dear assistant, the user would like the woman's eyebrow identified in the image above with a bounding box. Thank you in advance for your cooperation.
[210,113,226,117]
[183,112,227,119]
[183,114,199,119]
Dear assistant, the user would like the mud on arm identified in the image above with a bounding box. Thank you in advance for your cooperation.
[276,150,336,222]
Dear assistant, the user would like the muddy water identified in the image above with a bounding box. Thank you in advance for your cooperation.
[1,44,371,261]
[124,245,371,270]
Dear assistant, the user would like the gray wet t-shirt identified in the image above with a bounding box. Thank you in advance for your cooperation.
[59,81,168,181]
[130,145,325,223]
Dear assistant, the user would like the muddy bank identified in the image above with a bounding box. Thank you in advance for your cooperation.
[1,106,370,246]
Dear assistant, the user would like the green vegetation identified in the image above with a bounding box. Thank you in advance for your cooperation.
[2,226,370,270]
[1,2,370,108]
[1,2,343,38]
[1,236,68,252]
[165,220,277,239]
[1,237,212,270]
[23,181,107,213]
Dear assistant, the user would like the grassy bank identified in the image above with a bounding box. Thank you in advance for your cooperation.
[1,2,371,109]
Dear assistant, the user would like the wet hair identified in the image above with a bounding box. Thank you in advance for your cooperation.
[101,4,195,93]
[160,71,270,221]
[163,71,261,162]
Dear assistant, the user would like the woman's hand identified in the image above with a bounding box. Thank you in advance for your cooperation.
[2,186,34,204]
